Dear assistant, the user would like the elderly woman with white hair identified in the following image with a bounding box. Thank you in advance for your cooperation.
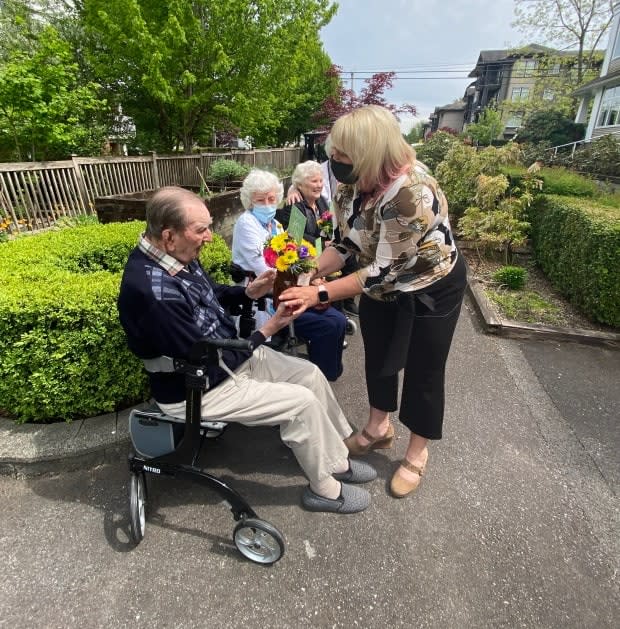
[277,160,332,244]
[232,169,346,381]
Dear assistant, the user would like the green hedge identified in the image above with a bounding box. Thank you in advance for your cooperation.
[528,195,620,327]
[500,165,599,197]
[0,222,232,423]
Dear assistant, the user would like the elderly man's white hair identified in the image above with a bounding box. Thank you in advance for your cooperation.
[291,160,323,189]
[239,169,284,209]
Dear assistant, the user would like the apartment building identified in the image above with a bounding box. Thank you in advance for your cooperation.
[574,9,620,141]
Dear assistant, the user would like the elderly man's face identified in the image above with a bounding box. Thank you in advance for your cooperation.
[164,199,213,265]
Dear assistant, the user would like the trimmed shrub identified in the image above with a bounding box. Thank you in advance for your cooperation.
[528,195,620,327]
[536,167,598,197]
[492,265,527,290]
[208,158,250,182]
[0,222,232,423]
[572,135,620,178]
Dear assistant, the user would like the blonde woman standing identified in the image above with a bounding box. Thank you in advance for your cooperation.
[280,105,466,498]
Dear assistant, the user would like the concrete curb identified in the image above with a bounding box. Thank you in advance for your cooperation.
[467,276,620,350]
[0,405,147,478]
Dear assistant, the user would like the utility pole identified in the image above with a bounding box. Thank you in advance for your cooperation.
[350,71,355,92]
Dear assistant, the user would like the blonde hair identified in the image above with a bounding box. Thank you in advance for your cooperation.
[329,105,415,191]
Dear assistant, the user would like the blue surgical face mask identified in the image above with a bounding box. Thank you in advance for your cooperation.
[252,205,277,226]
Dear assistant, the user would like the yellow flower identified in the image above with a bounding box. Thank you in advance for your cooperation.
[275,256,289,272]
[283,250,298,265]
[270,233,288,253]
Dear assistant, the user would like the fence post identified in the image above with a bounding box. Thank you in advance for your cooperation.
[71,155,90,213]
[151,151,160,189]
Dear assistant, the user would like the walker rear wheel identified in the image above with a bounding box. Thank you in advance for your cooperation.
[129,472,147,543]
[233,518,285,565]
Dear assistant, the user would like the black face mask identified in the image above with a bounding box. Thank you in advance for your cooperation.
[329,157,358,184]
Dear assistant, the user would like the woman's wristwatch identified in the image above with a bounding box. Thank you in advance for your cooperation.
[317,284,329,304]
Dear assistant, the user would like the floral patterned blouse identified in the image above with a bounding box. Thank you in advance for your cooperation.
[332,162,458,301]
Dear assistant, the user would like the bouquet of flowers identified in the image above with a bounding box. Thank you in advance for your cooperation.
[263,231,317,306]
[263,231,317,274]
[316,211,334,239]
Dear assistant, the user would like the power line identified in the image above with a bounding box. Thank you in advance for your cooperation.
[341,70,475,74]
[337,63,477,72]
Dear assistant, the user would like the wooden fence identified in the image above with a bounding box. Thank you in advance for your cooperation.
[0,148,303,235]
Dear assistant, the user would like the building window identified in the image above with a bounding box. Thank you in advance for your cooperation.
[523,59,537,77]
[515,59,537,77]
[549,63,561,75]
[613,25,620,60]
[597,86,620,127]
[542,88,555,100]
[511,87,530,101]
[505,113,523,128]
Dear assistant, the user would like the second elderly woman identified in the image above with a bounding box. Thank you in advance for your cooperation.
[277,160,332,244]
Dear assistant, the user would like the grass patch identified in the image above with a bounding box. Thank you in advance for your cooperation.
[485,289,562,325]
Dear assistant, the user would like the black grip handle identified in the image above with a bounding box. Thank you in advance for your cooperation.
[187,336,255,366]
[200,337,255,352]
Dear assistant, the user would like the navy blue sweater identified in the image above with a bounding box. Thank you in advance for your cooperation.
[118,248,265,403]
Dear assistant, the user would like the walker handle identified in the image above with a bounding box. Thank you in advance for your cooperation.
[187,336,255,368]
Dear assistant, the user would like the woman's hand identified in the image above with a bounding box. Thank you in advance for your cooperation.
[279,285,319,315]
[245,268,276,299]
[309,278,329,311]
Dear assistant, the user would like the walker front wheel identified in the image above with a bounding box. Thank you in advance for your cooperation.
[345,318,357,335]
[129,472,146,543]
[233,518,285,565]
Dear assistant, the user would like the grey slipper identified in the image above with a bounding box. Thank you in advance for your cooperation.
[333,459,377,484]
[301,483,371,514]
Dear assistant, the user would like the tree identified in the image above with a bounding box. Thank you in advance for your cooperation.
[80,0,337,152]
[313,66,417,131]
[513,0,616,84]
[404,121,426,144]
[0,19,106,161]
[516,110,585,146]
[466,108,504,145]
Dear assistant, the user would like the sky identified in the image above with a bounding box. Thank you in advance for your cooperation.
[320,0,525,132]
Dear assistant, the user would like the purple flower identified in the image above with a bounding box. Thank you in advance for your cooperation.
[298,246,308,258]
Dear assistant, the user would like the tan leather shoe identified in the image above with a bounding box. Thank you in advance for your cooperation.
[344,422,394,456]
[390,449,428,498]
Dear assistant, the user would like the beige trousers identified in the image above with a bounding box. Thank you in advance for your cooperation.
[157,346,352,485]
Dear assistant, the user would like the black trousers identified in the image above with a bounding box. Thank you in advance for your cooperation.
[359,254,467,440]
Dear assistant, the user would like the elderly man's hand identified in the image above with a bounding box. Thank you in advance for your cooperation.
[245,269,276,299]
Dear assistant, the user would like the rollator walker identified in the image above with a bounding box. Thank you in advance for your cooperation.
[127,336,285,565]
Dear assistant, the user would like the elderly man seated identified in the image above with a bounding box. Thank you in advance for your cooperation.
[117,186,375,514]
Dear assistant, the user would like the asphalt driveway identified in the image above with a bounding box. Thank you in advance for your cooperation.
[1,297,618,628]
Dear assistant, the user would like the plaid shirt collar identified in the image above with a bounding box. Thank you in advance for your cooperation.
[138,233,186,276]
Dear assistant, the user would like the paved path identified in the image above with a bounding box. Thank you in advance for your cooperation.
[1,297,618,628]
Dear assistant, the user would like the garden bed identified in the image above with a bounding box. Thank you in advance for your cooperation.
[460,246,617,334]
[94,187,244,245]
